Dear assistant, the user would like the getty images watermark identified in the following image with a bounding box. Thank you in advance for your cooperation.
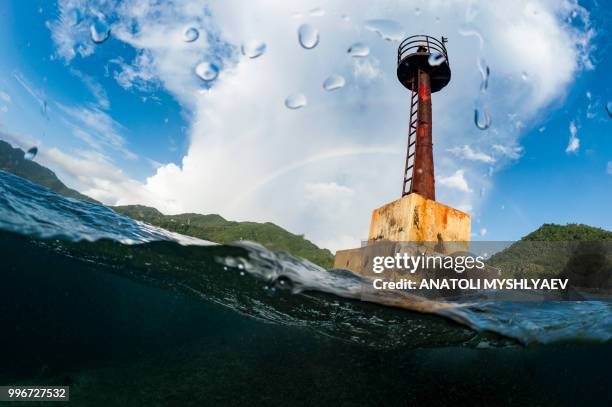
[370,252,569,291]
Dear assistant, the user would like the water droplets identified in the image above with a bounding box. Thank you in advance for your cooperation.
[24,147,38,161]
[323,74,346,91]
[298,24,319,49]
[478,58,490,92]
[428,53,446,66]
[606,101,612,118]
[40,100,48,119]
[473,56,492,130]
[414,7,422,16]
[90,19,110,44]
[347,42,369,57]
[364,19,405,41]
[284,93,307,110]
[521,71,529,81]
[474,108,491,130]
[68,9,81,26]
[183,27,199,42]
[241,40,267,59]
[195,62,219,82]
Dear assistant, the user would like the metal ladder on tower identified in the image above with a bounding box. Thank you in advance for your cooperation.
[402,86,419,196]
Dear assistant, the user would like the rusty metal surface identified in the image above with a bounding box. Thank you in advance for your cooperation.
[401,88,418,196]
[398,34,451,201]
[407,70,435,200]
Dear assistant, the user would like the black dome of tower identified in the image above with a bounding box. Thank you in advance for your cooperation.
[397,35,451,93]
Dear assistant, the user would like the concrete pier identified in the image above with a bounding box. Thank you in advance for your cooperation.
[334,193,472,277]
[368,193,470,244]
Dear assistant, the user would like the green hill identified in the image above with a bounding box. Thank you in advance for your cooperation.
[487,224,612,285]
[113,205,335,268]
[521,223,612,241]
[0,139,99,204]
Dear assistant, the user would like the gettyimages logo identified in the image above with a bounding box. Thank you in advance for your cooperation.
[357,240,612,301]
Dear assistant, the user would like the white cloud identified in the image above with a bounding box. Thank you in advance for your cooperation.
[56,103,137,159]
[492,144,523,159]
[0,91,11,103]
[565,120,580,154]
[110,50,160,91]
[447,145,494,163]
[45,0,119,62]
[69,68,110,109]
[304,182,355,202]
[40,147,175,208]
[438,169,472,193]
[45,0,594,251]
[352,57,383,83]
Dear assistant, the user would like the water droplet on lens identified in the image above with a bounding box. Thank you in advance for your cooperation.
[341,14,350,22]
[347,42,369,57]
[183,27,199,42]
[90,20,110,44]
[415,7,422,16]
[478,58,490,92]
[474,108,491,130]
[69,9,81,25]
[195,62,219,81]
[241,40,267,58]
[24,147,38,160]
[298,24,319,49]
[284,93,307,109]
[364,19,405,41]
[240,271,245,276]
[428,53,446,66]
[606,101,612,118]
[323,74,346,91]
[521,71,529,81]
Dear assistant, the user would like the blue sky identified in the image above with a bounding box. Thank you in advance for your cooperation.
[0,0,609,251]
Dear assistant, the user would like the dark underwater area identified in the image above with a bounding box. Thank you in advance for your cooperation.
[0,157,611,405]
[2,228,611,407]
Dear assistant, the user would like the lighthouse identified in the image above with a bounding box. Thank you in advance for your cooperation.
[334,35,471,275]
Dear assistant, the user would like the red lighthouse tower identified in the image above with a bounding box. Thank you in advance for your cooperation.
[397,35,451,201]
[333,35,471,275]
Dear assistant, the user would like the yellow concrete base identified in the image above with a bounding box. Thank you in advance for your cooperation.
[333,193,472,275]
[368,193,471,245]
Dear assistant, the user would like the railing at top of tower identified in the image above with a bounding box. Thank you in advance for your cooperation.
[397,35,449,66]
